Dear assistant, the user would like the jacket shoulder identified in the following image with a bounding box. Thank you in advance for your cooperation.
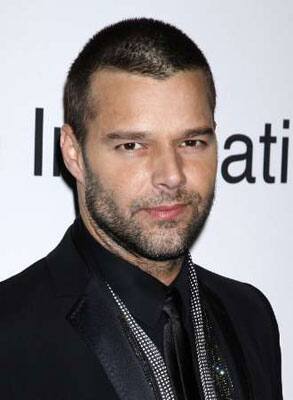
[196,264,276,321]
[196,264,281,354]
[0,258,51,319]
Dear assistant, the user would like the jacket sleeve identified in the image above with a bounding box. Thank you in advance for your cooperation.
[246,284,283,400]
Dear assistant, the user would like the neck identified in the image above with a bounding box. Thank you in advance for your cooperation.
[80,207,183,286]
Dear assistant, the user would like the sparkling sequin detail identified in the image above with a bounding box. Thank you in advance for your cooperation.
[202,308,235,400]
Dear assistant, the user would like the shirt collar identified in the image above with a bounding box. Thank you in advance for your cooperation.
[72,217,190,328]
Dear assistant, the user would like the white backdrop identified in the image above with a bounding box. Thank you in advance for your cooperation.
[0,0,292,397]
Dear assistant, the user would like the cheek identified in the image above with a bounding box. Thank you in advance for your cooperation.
[186,157,217,195]
[93,158,150,203]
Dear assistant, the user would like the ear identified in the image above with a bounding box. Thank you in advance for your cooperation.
[60,124,85,185]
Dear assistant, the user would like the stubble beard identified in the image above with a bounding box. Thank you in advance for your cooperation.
[84,165,215,261]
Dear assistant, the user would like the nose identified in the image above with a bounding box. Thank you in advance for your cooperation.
[151,147,186,192]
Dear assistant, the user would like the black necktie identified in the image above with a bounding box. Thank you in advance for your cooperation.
[163,292,198,400]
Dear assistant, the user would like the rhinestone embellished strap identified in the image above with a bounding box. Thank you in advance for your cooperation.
[187,253,217,399]
[107,284,176,400]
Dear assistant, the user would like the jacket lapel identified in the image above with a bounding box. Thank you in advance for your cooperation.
[67,274,156,400]
[200,282,254,400]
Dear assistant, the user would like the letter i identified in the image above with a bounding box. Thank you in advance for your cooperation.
[34,108,44,176]
[281,119,289,183]
[53,127,61,176]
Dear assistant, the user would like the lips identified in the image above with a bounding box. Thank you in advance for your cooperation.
[143,204,187,220]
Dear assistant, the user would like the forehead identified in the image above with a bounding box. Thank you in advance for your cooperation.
[88,69,213,135]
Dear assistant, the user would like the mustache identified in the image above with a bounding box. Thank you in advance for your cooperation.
[130,189,202,214]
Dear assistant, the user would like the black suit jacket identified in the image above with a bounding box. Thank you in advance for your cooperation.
[0,226,283,399]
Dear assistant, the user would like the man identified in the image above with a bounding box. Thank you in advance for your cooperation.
[0,18,282,400]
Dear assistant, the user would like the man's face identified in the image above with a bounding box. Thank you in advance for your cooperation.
[82,69,217,261]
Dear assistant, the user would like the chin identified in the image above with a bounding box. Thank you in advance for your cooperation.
[137,250,186,262]
[131,240,188,261]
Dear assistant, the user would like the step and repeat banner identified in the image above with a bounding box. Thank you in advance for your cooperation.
[1,0,292,397]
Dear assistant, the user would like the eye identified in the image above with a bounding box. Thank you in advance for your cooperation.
[116,142,144,151]
[180,139,206,148]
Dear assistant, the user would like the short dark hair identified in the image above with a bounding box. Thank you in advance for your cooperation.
[63,18,216,145]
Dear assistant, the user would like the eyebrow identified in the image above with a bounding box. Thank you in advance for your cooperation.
[103,127,215,142]
[182,127,215,138]
[104,131,149,141]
